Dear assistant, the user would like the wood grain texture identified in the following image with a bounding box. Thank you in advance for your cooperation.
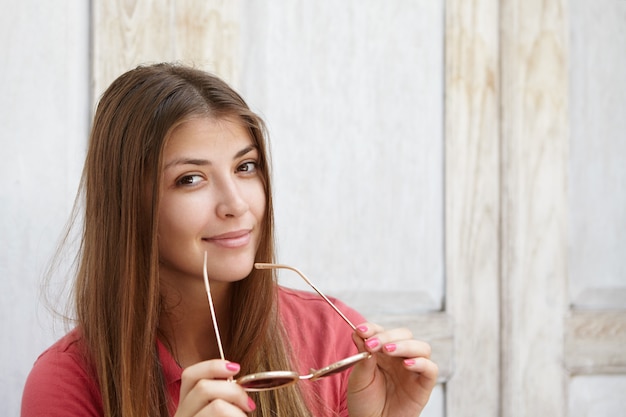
[92,0,173,99]
[565,311,626,375]
[174,0,240,86]
[445,0,500,415]
[92,0,239,101]
[500,0,569,416]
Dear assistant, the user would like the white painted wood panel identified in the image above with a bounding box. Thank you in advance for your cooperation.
[444,0,500,415]
[569,0,626,310]
[569,376,626,417]
[0,1,90,416]
[565,1,626,414]
[239,0,445,318]
[500,0,569,416]
[238,6,448,414]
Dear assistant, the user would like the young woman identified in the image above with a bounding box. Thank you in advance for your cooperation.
[21,63,438,417]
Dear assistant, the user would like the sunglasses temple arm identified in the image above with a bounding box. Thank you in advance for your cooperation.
[255,263,357,331]
[203,252,226,361]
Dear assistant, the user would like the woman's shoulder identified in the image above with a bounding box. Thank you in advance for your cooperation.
[21,328,103,417]
[26,328,91,372]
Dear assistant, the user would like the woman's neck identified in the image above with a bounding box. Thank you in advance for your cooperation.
[158,278,233,368]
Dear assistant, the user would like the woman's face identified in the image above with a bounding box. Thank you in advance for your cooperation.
[157,116,266,286]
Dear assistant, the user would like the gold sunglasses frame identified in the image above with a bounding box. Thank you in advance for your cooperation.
[202,252,370,392]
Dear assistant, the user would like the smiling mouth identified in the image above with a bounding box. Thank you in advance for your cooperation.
[203,230,252,248]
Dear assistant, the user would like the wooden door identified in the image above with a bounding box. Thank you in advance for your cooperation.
[501,0,626,415]
[91,1,626,416]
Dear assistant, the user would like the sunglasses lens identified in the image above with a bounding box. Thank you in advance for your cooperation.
[237,371,299,392]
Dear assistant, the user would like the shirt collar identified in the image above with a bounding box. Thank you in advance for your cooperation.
[157,337,183,385]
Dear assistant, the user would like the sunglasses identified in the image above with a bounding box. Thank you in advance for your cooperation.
[202,252,371,392]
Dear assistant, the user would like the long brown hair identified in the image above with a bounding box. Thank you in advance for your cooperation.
[75,63,312,416]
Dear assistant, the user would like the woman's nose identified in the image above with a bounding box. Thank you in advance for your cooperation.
[215,179,249,218]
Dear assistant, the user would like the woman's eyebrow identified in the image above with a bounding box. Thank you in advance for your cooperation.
[164,146,258,170]
[164,158,209,170]
[234,145,257,159]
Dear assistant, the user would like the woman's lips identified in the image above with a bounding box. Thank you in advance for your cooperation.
[204,230,251,248]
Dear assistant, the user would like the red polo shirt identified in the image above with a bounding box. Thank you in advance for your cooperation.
[21,287,365,417]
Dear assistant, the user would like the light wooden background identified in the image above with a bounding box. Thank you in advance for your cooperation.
[2,0,625,416]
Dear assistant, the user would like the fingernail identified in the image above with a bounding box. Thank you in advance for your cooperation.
[403,359,416,366]
[248,397,256,411]
[365,338,380,349]
[384,343,397,353]
[226,362,240,372]
[357,325,369,333]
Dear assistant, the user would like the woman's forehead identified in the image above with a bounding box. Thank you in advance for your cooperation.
[163,116,255,160]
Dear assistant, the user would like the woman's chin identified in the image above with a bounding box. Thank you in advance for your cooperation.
[205,261,255,283]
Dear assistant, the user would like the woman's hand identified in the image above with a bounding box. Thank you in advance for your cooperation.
[347,323,438,417]
[174,360,256,416]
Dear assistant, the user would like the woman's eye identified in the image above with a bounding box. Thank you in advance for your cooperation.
[237,161,258,173]
[176,174,203,186]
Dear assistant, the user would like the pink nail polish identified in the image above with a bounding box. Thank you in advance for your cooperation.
[248,397,256,411]
[226,362,240,372]
[357,325,369,333]
[384,343,397,352]
[404,359,416,366]
[365,338,380,349]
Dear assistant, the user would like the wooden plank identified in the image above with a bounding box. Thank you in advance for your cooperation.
[565,311,626,375]
[3,1,90,416]
[444,0,501,415]
[570,288,626,310]
[500,0,569,416]
[92,0,174,99]
[174,0,240,85]
[568,0,626,311]
[92,0,240,101]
